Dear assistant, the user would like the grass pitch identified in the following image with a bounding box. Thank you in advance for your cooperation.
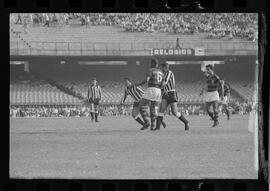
[10,115,257,179]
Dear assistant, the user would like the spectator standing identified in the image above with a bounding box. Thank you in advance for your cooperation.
[29,14,33,23]
[43,14,50,27]
[23,18,28,34]
[64,14,69,25]
[52,14,58,24]
[176,37,181,49]
[15,14,23,24]
[86,14,90,26]
[81,14,86,25]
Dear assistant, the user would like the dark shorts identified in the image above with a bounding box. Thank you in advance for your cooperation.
[133,102,140,108]
[89,98,99,105]
[162,91,178,104]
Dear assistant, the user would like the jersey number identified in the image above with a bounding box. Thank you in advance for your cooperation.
[157,72,163,83]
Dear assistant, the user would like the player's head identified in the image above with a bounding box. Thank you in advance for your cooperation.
[124,77,132,87]
[91,78,97,86]
[161,62,170,72]
[150,58,159,68]
[205,64,214,76]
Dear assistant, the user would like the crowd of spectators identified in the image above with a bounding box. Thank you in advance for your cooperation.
[10,101,255,118]
[11,13,258,41]
[9,105,133,118]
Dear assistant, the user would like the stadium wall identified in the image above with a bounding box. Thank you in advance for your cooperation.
[10,55,256,82]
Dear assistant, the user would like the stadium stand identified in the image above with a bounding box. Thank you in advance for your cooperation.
[9,13,258,56]
[9,13,257,116]
[10,71,80,105]
[229,82,255,101]
[10,13,258,41]
[25,62,256,105]
[10,59,256,106]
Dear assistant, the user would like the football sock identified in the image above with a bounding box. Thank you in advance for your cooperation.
[150,118,156,129]
[178,115,188,125]
[94,112,98,122]
[90,112,94,120]
[161,120,166,128]
[225,109,230,119]
[156,116,163,129]
[213,112,219,121]
[135,117,145,126]
[140,110,149,125]
[207,111,215,120]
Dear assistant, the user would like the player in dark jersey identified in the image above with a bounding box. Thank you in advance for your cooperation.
[218,79,230,120]
[155,62,190,131]
[87,78,102,122]
[136,58,164,130]
[121,77,166,128]
[199,65,224,127]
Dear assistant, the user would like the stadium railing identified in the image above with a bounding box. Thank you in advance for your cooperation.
[10,41,258,56]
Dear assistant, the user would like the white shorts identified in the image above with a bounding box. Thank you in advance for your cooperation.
[221,96,228,105]
[205,91,220,103]
[142,87,161,102]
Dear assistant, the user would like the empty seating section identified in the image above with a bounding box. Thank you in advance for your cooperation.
[10,78,80,105]
[10,61,256,105]
[10,77,254,105]
[10,78,253,105]
[230,82,255,101]
[54,79,205,104]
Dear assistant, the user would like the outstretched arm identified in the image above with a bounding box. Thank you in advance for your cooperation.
[135,70,151,86]
[121,90,128,105]
[87,86,90,101]
[199,84,206,96]
[135,77,149,86]
[216,75,224,100]
[99,87,102,100]
[219,81,224,100]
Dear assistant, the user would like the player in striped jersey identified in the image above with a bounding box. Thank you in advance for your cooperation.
[199,65,224,127]
[121,78,146,126]
[121,78,166,128]
[87,78,102,122]
[155,62,190,131]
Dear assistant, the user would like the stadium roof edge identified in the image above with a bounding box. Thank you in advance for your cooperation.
[10,55,258,62]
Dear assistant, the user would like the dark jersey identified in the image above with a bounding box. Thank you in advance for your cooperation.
[147,68,164,88]
[206,74,222,92]
[163,70,176,93]
[122,85,144,103]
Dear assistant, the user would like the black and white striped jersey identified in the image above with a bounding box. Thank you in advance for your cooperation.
[88,85,102,100]
[163,70,176,93]
[122,85,144,103]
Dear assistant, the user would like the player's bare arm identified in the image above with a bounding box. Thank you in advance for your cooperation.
[99,87,102,101]
[135,79,147,86]
[120,90,127,105]
[137,69,153,86]
[199,85,206,96]
[217,76,224,100]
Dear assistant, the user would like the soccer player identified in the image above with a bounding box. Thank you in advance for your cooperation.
[155,62,190,131]
[200,65,224,127]
[219,79,230,120]
[87,78,102,122]
[136,58,164,130]
[121,77,166,128]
